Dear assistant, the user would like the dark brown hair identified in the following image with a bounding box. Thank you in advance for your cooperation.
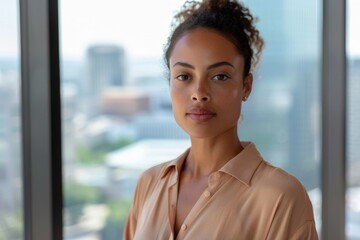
[164,0,264,77]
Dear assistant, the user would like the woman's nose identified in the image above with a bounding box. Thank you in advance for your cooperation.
[191,84,211,102]
[191,94,210,102]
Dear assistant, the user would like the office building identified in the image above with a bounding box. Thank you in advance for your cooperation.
[84,45,126,116]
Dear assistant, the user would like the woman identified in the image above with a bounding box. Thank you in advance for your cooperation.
[124,0,318,239]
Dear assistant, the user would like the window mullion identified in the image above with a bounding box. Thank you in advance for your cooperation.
[20,0,62,239]
[321,0,347,239]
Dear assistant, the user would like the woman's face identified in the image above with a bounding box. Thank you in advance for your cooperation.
[169,27,253,139]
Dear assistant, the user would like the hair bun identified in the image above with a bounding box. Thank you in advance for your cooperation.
[165,0,264,76]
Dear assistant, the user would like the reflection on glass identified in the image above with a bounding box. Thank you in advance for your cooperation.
[60,0,321,239]
[347,0,360,239]
[0,1,23,240]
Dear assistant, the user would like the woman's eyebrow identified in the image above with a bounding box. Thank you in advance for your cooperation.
[207,61,235,70]
[172,61,234,70]
[172,62,195,69]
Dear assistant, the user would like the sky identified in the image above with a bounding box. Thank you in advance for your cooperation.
[0,0,359,59]
[347,0,360,57]
[58,0,184,60]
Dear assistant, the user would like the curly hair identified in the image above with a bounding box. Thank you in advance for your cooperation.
[164,0,264,77]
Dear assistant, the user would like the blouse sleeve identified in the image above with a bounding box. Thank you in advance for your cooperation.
[123,206,137,240]
[122,169,155,240]
[123,174,144,240]
[290,221,319,240]
[264,169,319,240]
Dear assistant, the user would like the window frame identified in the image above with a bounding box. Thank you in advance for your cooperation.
[18,0,347,239]
[20,0,62,239]
[321,0,347,239]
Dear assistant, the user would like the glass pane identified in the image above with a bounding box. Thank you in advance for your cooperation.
[347,0,360,239]
[0,1,24,239]
[241,0,322,235]
[59,1,185,239]
[60,0,321,239]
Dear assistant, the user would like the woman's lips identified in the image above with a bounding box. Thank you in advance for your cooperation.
[186,107,216,122]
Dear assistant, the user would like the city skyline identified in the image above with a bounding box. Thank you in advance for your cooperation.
[1,0,360,59]
[1,0,359,239]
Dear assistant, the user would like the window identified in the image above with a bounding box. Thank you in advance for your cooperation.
[242,0,321,234]
[346,0,360,239]
[59,1,186,238]
[60,1,321,239]
[0,0,24,239]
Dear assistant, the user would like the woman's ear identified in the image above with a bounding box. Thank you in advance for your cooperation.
[242,73,253,101]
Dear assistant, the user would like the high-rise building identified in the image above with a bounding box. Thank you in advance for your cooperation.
[84,45,125,116]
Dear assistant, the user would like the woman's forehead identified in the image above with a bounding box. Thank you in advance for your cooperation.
[169,28,245,70]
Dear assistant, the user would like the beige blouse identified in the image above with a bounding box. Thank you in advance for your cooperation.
[123,142,318,240]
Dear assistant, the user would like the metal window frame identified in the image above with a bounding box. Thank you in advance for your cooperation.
[18,0,348,239]
[20,0,62,239]
[321,0,347,239]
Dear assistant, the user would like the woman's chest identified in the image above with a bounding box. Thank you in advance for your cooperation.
[134,177,274,240]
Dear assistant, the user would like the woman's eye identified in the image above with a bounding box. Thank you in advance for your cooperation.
[176,74,190,81]
[213,74,229,81]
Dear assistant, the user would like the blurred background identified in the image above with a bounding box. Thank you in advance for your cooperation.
[0,0,359,239]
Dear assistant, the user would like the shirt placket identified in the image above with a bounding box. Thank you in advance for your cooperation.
[167,170,179,240]
[175,171,223,240]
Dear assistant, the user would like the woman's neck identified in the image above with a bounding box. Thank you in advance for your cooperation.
[185,127,244,178]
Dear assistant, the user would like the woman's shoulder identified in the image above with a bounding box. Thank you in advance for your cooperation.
[138,160,173,182]
[239,142,309,197]
[131,160,176,206]
[253,160,312,204]
[135,162,171,189]
[251,162,318,238]
[259,160,306,187]
[138,148,189,184]
[246,160,316,230]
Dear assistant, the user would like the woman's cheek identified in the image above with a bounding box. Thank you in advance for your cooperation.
[170,86,185,112]
[227,88,242,100]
